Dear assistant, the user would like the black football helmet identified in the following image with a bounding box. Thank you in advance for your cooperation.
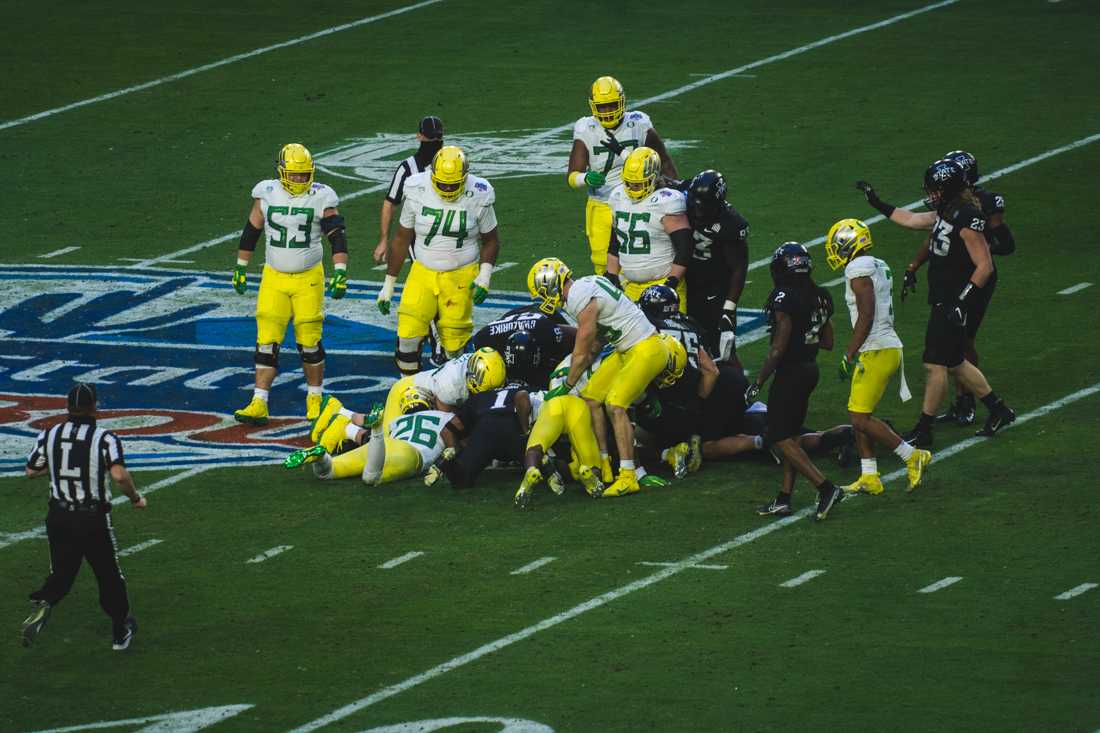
[503,331,542,376]
[686,169,729,226]
[944,150,979,186]
[923,159,967,213]
[769,242,812,285]
[638,284,680,323]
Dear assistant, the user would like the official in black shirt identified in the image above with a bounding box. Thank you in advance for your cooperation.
[374,115,445,264]
[21,383,146,650]
[744,244,844,522]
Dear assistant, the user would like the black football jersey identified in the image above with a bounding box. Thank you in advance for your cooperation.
[687,205,750,279]
[974,186,1012,256]
[764,283,833,365]
[472,311,574,360]
[656,313,705,368]
[927,201,987,303]
[458,386,522,429]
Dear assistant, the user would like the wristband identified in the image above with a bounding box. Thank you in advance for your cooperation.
[870,199,896,218]
[380,274,397,300]
[334,263,347,273]
[475,262,493,289]
[568,171,586,189]
[723,299,737,312]
[236,258,249,267]
[958,281,979,302]
[665,275,680,289]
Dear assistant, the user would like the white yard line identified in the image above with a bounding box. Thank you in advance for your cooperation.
[0,0,445,132]
[289,379,1100,732]
[493,261,518,272]
[917,576,963,594]
[136,0,960,270]
[37,246,80,259]
[1058,282,1093,295]
[118,538,163,557]
[118,257,193,264]
[510,557,557,575]
[637,561,728,570]
[822,276,846,287]
[779,569,826,588]
[378,551,424,569]
[1054,582,1098,601]
[245,545,293,564]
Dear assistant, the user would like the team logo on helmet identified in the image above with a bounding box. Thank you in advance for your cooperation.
[431,146,469,202]
[400,385,433,414]
[277,143,315,196]
[622,147,662,201]
[656,334,688,388]
[824,218,874,271]
[589,76,626,130]
[466,347,506,394]
[527,257,572,315]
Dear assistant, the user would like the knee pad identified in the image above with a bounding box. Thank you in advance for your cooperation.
[395,337,423,376]
[297,341,326,365]
[255,342,280,369]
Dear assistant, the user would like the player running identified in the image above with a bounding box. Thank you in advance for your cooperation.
[232,143,348,424]
[567,76,678,274]
[824,218,932,494]
[377,145,501,375]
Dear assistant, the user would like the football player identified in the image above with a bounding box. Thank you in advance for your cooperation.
[471,309,576,389]
[744,244,844,522]
[824,219,932,494]
[233,143,348,425]
[855,160,1015,446]
[376,145,501,375]
[528,257,673,497]
[678,170,750,363]
[604,147,694,309]
[567,76,678,274]
[284,385,460,485]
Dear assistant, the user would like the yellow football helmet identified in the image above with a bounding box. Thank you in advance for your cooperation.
[657,334,688,388]
[825,218,874,271]
[589,76,626,129]
[622,147,662,201]
[400,385,432,414]
[466,347,506,394]
[431,146,469,202]
[277,143,315,196]
[527,257,572,315]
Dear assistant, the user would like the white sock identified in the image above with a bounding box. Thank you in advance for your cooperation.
[635,466,648,479]
[620,459,635,471]
[344,422,361,441]
[600,452,609,463]
[307,385,323,396]
[253,388,269,402]
[861,458,878,476]
[753,435,764,450]
[894,441,915,460]
[338,407,355,419]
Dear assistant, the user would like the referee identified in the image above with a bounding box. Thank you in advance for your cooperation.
[372,115,445,263]
[21,383,146,650]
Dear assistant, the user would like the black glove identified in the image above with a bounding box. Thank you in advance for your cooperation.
[745,382,761,405]
[601,131,625,157]
[604,272,621,288]
[947,303,968,327]
[901,269,918,301]
[855,180,896,218]
[664,275,680,290]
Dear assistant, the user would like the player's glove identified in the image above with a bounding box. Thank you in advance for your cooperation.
[901,268,918,301]
[232,265,248,294]
[947,303,968,327]
[663,275,680,290]
[470,283,489,305]
[377,274,396,315]
[326,267,348,299]
[838,354,864,381]
[639,474,670,488]
[856,180,897,218]
[601,133,626,157]
[745,382,761,405]
[544,382,573,400]
[584,170,606,188]
[718,301,737,359]
[470,262,493,305]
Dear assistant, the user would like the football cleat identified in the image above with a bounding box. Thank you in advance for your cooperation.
[542,456,565,496]
[815,484,844,522]
[577,465,604,497]
[310,395,343,443]
[306,393,322,421]
[276,143,315,196]
[602,469,640,497]
[756,498,793,517]
[589,75,626,129]
[844,473,885,496]
[906,449,933,492]
[600,456,614,484]
[976,403,1016,437]
[639,474,670,488]
[284,444,326,469]
[21,600,51,647]
[514,466,543,509]
[111,617,138,651]
[663,442,690,479]
[423,447,455,488]
[687,434,703,473]
[431,146,469,202]
[319,414,351,455]
[363,403,385,429]
[233,397,269,426]
[621,147,662,201]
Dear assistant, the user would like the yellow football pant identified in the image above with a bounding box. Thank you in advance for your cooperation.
[256,262,324,346]
[382,375,415,434]
[526,395,601,468]
[586,198,612,274]
[847,348,902,414]
[623,276,687,313]
[328,438,422,482]
[582,334,668,408]
[397,260,478,354]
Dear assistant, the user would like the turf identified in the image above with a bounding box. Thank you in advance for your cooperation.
[2,1,1099,731]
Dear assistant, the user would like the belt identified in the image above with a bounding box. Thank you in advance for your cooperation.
[49,499,108,514]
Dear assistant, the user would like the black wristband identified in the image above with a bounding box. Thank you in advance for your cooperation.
[239,221,262,252]
[958,281,981,303]
[664,275,680,289]
[869,197,896,218]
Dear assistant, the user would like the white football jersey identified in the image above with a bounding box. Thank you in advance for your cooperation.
[572,110,654,203]
[251,179,339,273]
[844,256,903,353]
[607,185,687,283]
[398,172,498,272]
[564,275,656,353]
[387,409,453,467]
[413,353,472,407]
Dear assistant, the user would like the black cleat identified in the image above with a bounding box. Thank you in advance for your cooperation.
[955,394,976,426]
[21,601,51,647]
[756,498,793,517]
[976,404,1016,437]
[815,484,844,522]
[902,427,934,448]
[935,402,960,425]
[112,617,138,651]
[835,426,857,468]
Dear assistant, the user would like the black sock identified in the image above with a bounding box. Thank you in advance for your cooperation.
[917,412,935,431]
[815,479,836,494]
[958,392,975,408]
[980,392,1002,410]
[776,492,791,505]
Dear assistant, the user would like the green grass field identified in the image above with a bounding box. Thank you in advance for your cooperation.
[2,1,1100,731]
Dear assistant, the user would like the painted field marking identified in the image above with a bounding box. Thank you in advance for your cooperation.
[118,256,193,265]
[37,246,80,259]
[378,551,424,569]
[0,0,445,132]
[917,576,963,594]
[289,379,1100,733]
[140,0,959,269]
[22,704,255,733]
[637,561,728,570]
[510,557,557,575]
[1058,282,1093,295]
[779,569,826,588]
[246,545,293,564]
[822,276,846,287]
[1054,582,1098,600]
[494,261,519,272]
[118,538,163,557]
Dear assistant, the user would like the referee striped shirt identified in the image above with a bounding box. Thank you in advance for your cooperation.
[26,417,125,506]
[385,153,432,205]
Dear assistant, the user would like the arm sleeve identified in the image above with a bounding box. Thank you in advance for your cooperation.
[989,222,1015,255]
[608,226,620,256]
[386,163,409,205]
[671,227,694,267]
[26,430,47,471]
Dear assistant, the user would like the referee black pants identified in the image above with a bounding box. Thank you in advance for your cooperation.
[31,507,130,628]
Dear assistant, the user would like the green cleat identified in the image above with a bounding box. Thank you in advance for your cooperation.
[363,403,385,429]
[284,444,327,469]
